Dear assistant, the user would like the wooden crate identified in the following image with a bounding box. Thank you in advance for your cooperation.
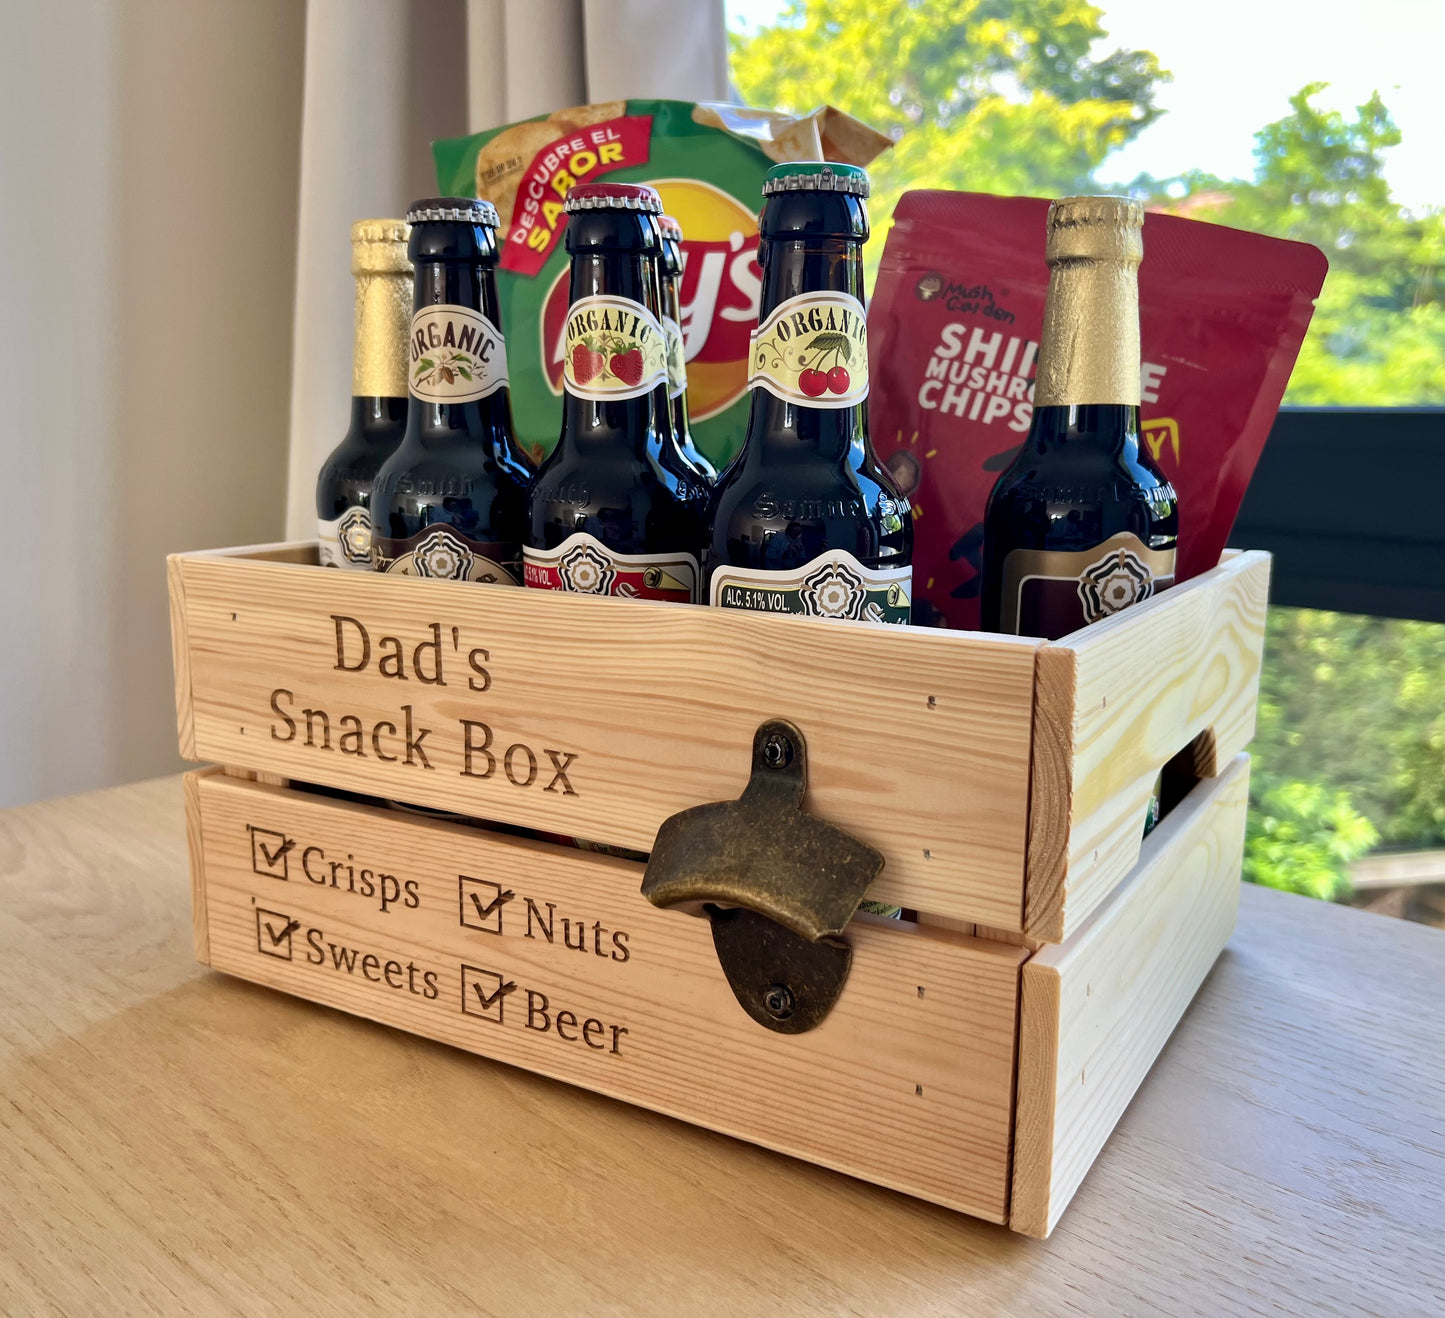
[170,542,1267,1234]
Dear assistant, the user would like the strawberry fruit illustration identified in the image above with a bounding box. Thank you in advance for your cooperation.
[610,346,645,386]
[571,342,602,383]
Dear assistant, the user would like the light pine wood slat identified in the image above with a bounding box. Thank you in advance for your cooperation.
[1011,755,1250,1237]
[182,769,213,964]
[1025,551,1269,941]
[6,776,1442,1311]
[166,554,196,760]
[193,772,1026,1222]
[171,545,1043,928]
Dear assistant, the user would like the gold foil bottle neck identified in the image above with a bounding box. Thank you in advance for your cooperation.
[1034,195,1143,408]
[350,219,412,397]
[1044,195,1144,264]
[351,218,411,275]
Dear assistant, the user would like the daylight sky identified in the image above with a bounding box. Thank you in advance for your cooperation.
[724,0,1443,212]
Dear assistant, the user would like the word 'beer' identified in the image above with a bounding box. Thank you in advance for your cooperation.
[524,183,709,601]
[706,163,912,625]
[315,220,411,568]
[371,198,531,583]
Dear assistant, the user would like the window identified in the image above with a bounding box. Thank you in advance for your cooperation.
[727,0,1444,404]
[728,0,1445,922]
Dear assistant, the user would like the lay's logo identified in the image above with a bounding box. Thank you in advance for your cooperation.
[540,179,762,422]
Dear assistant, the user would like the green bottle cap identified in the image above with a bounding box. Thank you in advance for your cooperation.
[761,162,870,198]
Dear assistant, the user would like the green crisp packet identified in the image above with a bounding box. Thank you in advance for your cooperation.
[434,99,889,468]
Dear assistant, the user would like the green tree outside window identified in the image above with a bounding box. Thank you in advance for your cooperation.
[732,1,1445,902]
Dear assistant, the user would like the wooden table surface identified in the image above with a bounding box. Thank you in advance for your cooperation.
[2,778,1442,1316]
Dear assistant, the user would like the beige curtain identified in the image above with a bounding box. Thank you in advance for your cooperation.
[0,0,728,806]
[282,0,729,538]
[281,0,469,542]
[0,0,305,807]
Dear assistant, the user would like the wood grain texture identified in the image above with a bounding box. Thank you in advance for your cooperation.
[1025,550,1270,941]
[166,554,196,760]
[971,924,1042,950]
[172,543,1043,928]
[918,914,976,935]
[4,776,1444,1315]
[190,538,322,564]
[221,766,290,787]
[194,772,1024,1221]
[182,769,212,964]
[1011,755,1251,1237]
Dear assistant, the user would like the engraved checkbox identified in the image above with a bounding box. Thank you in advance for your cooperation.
[249,826,294,880]
[459,874,513,934]
[460,964,516,1024]
[256,908,297,960]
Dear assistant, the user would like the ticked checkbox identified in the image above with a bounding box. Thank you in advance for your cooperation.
[460,964,516,1023]
[249,826,295,880]
[256,908,299,960]
[459,875,514,934]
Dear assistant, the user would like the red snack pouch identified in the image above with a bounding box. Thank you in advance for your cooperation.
[867,191,1326,629]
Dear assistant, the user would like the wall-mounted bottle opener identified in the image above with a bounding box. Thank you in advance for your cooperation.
[641,719,885,1034]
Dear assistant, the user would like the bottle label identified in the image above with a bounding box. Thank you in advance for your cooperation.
[317,506,374,570]
[409,305,509,404]
[662,313,687,400]
[562,295,669,401]
[373,524,521,584]
[999,532,1175,636]
[524,532,698,604]
[747,291,869,409]
[710,550,911,625]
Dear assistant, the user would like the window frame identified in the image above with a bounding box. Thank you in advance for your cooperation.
[1232,407,1445,624]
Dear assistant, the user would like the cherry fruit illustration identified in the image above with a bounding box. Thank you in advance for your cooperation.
[794,330,855,400]
[798,368,829,397]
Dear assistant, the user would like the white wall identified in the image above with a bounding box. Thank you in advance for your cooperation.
[0,0,306,806]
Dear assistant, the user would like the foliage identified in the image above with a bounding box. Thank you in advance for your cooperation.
[730,5,1445,900]
[1135,84,1445,405]
[1243,779,1378,900]
[1253,609,1445,853]
[730,0,1169,253]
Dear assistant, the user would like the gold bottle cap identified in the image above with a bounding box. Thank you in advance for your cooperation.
[1045,195,1143,265]
[350,219,412,276]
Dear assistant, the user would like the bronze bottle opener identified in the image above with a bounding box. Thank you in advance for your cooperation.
[641,719,885,1033]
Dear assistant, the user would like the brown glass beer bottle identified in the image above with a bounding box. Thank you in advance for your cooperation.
[705,163,912,625]
[370,198,531,583]
[980,196,1178,637]
[656,214,717,484]
[523,183,708,602]
[315,220,411,568]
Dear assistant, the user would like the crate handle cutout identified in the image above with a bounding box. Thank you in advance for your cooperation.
[641,719,884,1034]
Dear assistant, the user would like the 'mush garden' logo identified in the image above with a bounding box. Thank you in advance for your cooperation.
[540,179,762,421]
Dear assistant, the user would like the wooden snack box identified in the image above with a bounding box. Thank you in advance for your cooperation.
[169,543,1269,1236]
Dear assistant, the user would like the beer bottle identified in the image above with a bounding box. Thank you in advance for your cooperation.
[706,163,912,625]
[980,196,1178,638]
[371,198,530,583]
[315,219,411,568]
[524,183,708,602]
[656,214,717,484]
